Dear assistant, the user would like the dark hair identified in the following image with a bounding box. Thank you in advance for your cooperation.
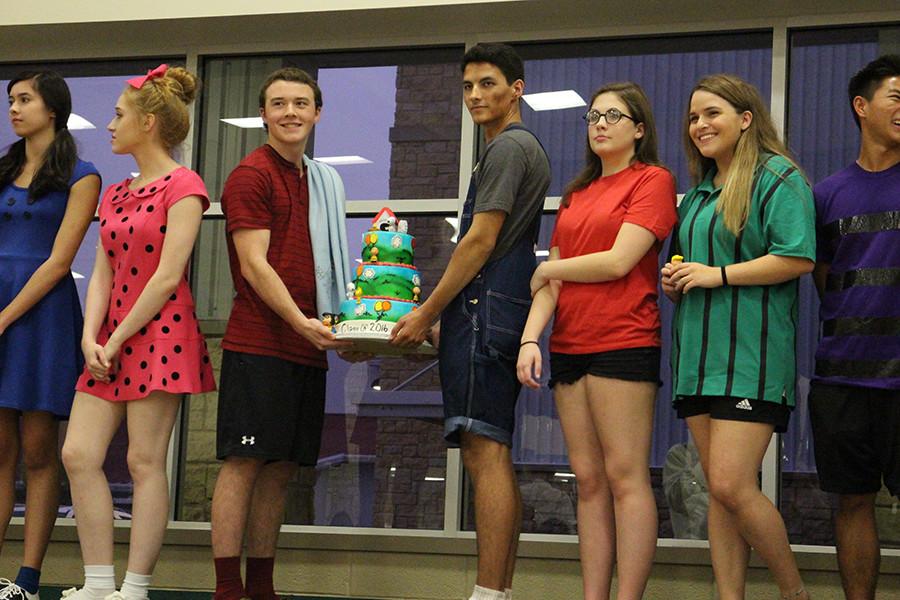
[461,43,525,85]
[258,67,323,110]
[0,71,77,200]
[848,54,900,129]
[561,82,664,207]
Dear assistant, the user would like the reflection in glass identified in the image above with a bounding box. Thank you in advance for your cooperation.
[198,51,462,203]
[463,215,698,538]
[181,215,456,528]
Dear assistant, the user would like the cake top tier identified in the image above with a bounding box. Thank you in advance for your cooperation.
[361,230,414,265]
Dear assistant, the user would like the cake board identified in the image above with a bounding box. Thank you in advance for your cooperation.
[334,320,437,356]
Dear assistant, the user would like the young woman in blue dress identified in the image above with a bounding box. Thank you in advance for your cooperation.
[0,71,101,600]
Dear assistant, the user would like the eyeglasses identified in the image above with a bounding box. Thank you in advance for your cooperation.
[582,108,637,126]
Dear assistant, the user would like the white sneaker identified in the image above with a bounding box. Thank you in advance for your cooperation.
[60,588,98,600]
[103,593,126,600]
[0,580,39,600]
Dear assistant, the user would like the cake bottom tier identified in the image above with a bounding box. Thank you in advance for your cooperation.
[334,298,435,356]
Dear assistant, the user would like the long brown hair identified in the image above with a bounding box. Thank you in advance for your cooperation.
[561,82,663,207]
[684,74,800,235]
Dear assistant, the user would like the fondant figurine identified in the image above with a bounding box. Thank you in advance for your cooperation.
[321,312,341,332]
[371,207,398,232]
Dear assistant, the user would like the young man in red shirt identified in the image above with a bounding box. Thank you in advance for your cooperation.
[210,67,352,600]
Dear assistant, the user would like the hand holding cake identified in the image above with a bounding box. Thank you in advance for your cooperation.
[324,207,436,355]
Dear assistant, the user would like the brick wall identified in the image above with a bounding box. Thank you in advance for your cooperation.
[372,418,446,529]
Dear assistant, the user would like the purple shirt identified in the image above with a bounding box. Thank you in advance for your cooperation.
[814,161,900,389]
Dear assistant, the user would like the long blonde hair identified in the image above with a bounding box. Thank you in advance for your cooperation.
[684,74,798,235]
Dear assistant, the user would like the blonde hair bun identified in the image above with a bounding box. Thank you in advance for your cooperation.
[125,65,201,150]
[164,66,199,105]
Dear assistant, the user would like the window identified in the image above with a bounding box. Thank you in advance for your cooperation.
[782,25,899,547]
[514,33,773,196]
[0,58,182,520]
[181,48,464,528]
[460,33,773,538]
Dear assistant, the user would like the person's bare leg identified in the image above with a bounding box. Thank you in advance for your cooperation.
[461,432,519,593]
[686,415,749,600]
[587,376,657,600]
[211,457,265,558]
[707,419,805,598]
[834,493,878,600]
[0,409,20,552]
[555,378,616,600]
[123,391,182,574]
[245,461,297,557]
[61,392,125,565]
[20,411,61,569]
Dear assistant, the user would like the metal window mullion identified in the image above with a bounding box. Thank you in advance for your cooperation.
[761,22,789,505]
[443,448,463,535]
[164,51,204,522]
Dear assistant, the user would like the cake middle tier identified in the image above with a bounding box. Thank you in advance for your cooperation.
[338,297,417,324]
[354,263,421,302]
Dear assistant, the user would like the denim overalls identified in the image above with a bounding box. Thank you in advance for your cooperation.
[440,124,546,447]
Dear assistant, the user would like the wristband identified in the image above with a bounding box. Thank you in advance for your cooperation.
[721,265,729,286]
[520,340,540,348]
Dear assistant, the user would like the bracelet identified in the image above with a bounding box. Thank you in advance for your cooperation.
[720,265,729,286]
[520,340,540,348]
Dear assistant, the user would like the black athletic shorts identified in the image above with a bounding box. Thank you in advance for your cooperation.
[216,349,326,465]
[549,347,661,388]
[675,395,791,433]
[809,381,900,496]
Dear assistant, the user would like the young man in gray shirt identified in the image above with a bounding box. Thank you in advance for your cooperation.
[392,42,551,600]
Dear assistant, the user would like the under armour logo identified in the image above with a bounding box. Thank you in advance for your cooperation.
[241,436,255,445]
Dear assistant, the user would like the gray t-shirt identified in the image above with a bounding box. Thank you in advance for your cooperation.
[472,126,551,261]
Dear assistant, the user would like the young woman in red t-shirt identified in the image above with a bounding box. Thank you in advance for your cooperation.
[518,82,676,600]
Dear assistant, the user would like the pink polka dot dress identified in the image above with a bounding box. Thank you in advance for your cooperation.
[75,167,216,401]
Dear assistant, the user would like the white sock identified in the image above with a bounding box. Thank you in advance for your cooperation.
[505,588,512,599]
[83,565,116,599]
[470,585,506,600]
[120,571,152,600]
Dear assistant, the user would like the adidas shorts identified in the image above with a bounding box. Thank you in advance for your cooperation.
[675,395,791,433]
[216,349,326,465]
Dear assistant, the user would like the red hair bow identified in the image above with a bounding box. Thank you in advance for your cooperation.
[127,64,169,89]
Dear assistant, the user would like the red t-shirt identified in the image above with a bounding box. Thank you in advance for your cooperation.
[221,145,325,368]
[549,163,677,355]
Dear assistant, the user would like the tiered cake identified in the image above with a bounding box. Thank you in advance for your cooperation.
[328,208,433,353]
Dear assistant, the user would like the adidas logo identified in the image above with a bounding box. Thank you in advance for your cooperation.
[735,399,753,411]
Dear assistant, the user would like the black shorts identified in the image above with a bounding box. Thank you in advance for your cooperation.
[549,347,661,388]
[809,381,900,497]
[675,395,791,433]
[217,350,326,465]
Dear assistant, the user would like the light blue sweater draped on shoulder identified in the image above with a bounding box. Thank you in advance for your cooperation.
[303,155,352,318]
